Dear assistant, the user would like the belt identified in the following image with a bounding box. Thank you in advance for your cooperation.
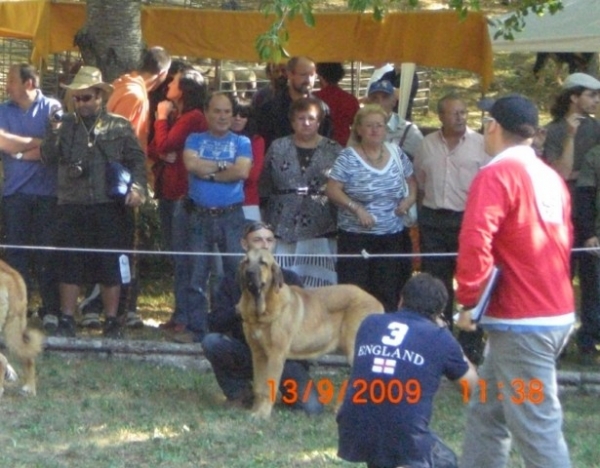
[188,201,242,216]
[421,206,464,216]
[273,187,324,196]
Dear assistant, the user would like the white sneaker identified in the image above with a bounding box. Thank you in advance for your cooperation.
[42,314,59,334]
[81,312,102,329]
[125,311,144,329]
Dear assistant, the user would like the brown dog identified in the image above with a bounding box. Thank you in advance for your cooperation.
[0,259,44,397]
[237,249,384,418]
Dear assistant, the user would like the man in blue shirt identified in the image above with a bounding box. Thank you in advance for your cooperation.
[180,92,252,342]
[337,273,478,468]
[0,63,61,333]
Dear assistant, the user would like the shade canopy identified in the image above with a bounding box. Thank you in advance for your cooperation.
[489,0,600,53]
[0,1,494,90]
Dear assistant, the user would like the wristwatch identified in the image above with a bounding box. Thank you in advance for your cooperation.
[14,152,23,160]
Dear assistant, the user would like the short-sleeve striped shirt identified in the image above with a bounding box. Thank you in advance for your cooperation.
[329,142,413,234]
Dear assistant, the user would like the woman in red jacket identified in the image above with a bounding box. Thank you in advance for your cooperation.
[148,66,208,331]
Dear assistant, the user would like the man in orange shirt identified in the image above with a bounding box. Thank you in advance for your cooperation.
[84,47,171,330]
[107,47,171,155]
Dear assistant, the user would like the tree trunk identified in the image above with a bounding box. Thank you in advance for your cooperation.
[74,0,143,83]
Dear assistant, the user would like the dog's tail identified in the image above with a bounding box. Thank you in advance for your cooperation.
[0,280,44,361]
[5,325,44,361]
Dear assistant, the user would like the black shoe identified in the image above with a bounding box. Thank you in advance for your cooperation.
[56,314,77,338]
[103,317,122,339]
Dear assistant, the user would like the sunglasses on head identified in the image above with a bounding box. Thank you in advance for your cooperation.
[243,221,273,237]
[72,94,95,103]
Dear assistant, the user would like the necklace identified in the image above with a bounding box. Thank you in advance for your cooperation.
[361,143,384,165]
[80,115,101,147]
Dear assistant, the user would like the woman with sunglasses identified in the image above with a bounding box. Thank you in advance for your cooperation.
[147,65,208,332]
[231,99,265,221]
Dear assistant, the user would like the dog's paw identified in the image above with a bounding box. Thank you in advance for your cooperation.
[19,384,36,397]
[250,404,272,420]
[5,363,18,383]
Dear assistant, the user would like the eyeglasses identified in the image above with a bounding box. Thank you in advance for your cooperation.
[72,94,95,103]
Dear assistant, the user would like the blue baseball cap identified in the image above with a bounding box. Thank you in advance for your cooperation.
[368,79,394,96]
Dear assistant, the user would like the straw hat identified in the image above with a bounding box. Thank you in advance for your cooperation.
[60,66,113,95]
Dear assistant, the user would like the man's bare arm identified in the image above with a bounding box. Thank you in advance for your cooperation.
[0,129,42,159]
[183,149,251,181]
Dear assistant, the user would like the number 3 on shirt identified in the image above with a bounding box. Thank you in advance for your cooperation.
[381,322,409,347]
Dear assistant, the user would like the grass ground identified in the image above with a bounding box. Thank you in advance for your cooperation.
[1,356,600,468]
[6,4,600,463]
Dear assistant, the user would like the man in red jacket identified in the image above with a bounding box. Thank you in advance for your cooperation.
[456,95,574,468]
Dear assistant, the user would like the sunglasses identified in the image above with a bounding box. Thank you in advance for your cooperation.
[72,94,96,103]
[234,108,251,118]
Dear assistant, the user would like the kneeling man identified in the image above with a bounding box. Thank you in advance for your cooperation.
[202,221,323,415]
[337,273,477,468]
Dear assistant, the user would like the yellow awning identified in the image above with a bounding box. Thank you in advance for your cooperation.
[0,1,493,90]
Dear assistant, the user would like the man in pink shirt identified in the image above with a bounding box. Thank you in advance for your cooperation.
[413,94,490,362]
[456,95,574,468]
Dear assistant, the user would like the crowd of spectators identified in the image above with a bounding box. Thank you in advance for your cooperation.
[2,55,599,351]
[3,48,600,468]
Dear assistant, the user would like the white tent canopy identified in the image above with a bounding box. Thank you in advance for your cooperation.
[489,0,600,52]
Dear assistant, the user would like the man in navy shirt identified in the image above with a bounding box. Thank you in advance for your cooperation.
[337,273,477,468]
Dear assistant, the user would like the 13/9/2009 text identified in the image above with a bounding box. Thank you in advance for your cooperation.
[267,378,422,405]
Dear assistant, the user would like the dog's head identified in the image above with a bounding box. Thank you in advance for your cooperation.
[237,249,284,314]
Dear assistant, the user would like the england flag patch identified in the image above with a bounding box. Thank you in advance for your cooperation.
[372,357,396,375]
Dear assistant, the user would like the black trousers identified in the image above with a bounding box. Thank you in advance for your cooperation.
[419,207,484,364]
[337,229,412,312]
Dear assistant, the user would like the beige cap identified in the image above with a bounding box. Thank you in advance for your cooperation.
[60,66,113,95]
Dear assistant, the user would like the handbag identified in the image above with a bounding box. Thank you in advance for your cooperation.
[390,144,418,227]
[106,160,132,198]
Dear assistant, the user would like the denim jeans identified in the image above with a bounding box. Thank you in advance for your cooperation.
[366,433,457,468]
[181,206,246,339]
[1,193,60,314]
[172,201,193,327]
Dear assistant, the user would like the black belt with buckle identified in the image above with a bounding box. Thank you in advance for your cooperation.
[186,199,243,216]
[274,187,323,196]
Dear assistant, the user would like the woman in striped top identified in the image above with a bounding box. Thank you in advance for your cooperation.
[326,104,417,311]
